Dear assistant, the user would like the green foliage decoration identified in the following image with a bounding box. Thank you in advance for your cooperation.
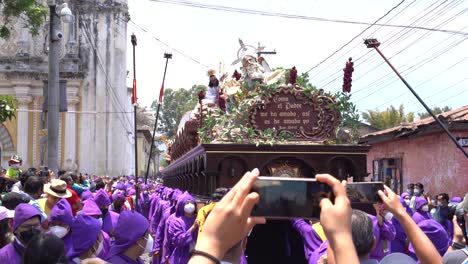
[0,0,47,39]
[197,68,361,145]
[0,95,17,123]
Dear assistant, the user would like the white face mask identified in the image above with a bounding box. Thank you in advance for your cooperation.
[414,189,421,196]
[49,226,69,239]
[137,235,154,254]
[421,205,429,212]
[144,235,154,254]
[404,199,411,206]
[384,212,393,222]
[184,203,195,214]
[97,218,103,227]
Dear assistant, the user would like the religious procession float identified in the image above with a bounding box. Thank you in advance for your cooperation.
[161,40,368,195]
[160,40,369,263]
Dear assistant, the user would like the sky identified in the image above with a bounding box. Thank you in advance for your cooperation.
[126,0,468,117]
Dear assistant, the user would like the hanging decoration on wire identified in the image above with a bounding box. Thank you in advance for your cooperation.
[342,57,354,93]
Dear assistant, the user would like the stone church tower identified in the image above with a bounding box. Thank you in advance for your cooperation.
[0,0,134,176]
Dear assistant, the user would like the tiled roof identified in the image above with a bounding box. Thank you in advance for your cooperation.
[360,105,468,141]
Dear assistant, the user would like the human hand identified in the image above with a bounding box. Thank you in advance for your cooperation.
[315,174,352,245]
[377,185,406,218]
[193,168,266,260]
[452,215,466,244]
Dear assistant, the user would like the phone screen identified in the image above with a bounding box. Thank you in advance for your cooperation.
[250,177,331,219]
[346,182,384,203]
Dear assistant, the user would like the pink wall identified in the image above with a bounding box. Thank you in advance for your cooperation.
[366,131,468,198]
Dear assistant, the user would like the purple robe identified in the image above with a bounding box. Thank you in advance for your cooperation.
[408,219,450,260]
[148,194,160,229]
[0,240,23,264]
[152,201,172,264]
[102,210,120,238]
[137,192,151,219]
[163,191,197,264]
[369,214,396,261]
[107,254,144,264]
[412,211,432,224]
[97,231,111,260]
[150,200,168,236]
[291,219,324,262]
[308,240,329,264]
[390,192,413,254]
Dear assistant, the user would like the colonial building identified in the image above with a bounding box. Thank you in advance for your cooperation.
[0,0,134,175]
[359,105,468,197]
[136,127,158,178]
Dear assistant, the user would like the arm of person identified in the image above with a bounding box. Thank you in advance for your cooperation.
[168,219,197,247]
[189,169,266,263]
[315,174,359,264]
[378,186,442,264]
[379,219,396,241]
[290,219,324,255]
[445,215,466,252]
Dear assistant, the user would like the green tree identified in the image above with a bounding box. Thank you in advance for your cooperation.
[0,0,47,38]
[362,104,414,130]
[0,95,17,123]
[418,106,452,119]
[153,85,206,139]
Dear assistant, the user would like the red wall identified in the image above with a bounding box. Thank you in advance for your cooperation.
[366,131,468,198]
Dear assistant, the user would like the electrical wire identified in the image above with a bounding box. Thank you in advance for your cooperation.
[127,20,210,69]
[150,0,468,36]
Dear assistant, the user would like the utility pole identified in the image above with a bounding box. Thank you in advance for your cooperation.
[364,38,468,158]
[145,52,172,183]
[47,1,61,174]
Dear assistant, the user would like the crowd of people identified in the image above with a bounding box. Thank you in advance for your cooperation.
[0,156,466,264]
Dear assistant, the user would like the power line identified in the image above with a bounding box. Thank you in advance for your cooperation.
[315,0,455,89]
[319,0,465,91]
[150,0,468,36]
[414,88,468,113]
[127,20,210,69]
[311,0,421,84]
[370,56,468,109]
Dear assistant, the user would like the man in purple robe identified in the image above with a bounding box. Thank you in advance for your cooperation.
[95,189,119,238]
[409,219,450,260]
[413,196,432,224]
[67,214,104,263]
[368,212,396,260]
[137,184,151,219]
[291,219,325,263]
[49,199,74,255]
[81,199,111,260]
[163,191,198,264]
[107,211,151,264]
[390,192,413,254]
[0,203,41,264]
[152,199,172,264]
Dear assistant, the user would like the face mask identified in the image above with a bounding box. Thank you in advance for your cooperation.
[406,189,412,194]
[143,191,148,195]
[100,208,108,216]
[384,212,393,221]
[97,218,103,227]
[430,208,437,215]
[11,164,20,169]
[421,205,429,212]
[18,228,41,245]
[413,189,421,196]
[184,203,196,214]
[49,226,69,239]
[404,199,411,206]
[144,235,154,254]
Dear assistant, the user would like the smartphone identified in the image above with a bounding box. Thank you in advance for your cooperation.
[346,182,384,203]
[250,177,331,220]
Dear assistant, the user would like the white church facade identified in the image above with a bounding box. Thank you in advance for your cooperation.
[0,0,135,176]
